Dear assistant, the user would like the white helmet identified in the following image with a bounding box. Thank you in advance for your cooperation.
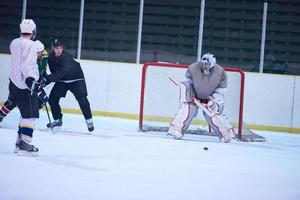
[20,19,37,39]
[35,40,44,52]
[201,53,216,70]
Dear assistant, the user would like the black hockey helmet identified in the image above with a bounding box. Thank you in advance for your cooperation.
[51,37,64,48]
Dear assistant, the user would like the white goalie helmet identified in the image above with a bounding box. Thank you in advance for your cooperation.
[20,19,37,39]
[201,53,216,70]
[35,40,44,52]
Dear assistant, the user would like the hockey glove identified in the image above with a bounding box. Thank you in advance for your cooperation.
[38,89,49,105]
[37,72,51,87]
[25,77,40,96]
[38,77,48,88]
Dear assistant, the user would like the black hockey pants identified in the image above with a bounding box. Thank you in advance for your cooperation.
[48,80,92,120]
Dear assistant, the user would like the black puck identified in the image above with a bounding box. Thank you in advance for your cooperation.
[203,147,208,150]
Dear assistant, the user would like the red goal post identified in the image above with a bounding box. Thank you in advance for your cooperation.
[138,62,265,142]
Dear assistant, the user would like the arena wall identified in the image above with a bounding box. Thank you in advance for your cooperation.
[0,54,299,133]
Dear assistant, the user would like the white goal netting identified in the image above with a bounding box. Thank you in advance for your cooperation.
[139,62,265,142]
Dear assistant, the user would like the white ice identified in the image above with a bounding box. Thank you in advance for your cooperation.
[0,109,300,200]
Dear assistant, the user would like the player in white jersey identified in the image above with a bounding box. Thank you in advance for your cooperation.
[0,40,48,122]
[167,53,235,142]
[8,19,41,156]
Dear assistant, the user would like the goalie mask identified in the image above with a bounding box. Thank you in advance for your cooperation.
[200,53,216,73]
[20,19,37,39]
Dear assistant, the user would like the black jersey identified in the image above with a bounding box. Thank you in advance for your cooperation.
[47,50,85,82]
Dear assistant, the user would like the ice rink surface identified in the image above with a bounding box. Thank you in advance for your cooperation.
[0,109,300,200]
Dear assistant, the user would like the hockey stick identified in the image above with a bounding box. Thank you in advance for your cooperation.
[37,88,55,133]
[44,102,54,133]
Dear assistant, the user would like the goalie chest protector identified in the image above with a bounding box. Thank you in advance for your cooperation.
[188,63,226,99]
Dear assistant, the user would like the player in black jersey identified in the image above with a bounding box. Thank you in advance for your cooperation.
[43,38,94,132]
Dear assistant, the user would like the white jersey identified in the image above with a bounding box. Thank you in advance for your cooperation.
[9,37,39,89]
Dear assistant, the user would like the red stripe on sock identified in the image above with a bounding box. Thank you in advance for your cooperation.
[1,106,10,114]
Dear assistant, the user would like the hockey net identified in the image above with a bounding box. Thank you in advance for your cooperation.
[138,62,265,142]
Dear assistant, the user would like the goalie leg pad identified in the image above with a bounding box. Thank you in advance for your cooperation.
[203,112,235,143]
[168,102,198,139]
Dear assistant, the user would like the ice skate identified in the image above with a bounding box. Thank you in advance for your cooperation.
[167,130,183,140]
[87,122,94,132]
[17,140,39,157]
[220,129,236,143]
[47,119,62,128]
[14,134,21,153]
[86,119,94,132]
[14,142,19,153]
[167,125,183,140]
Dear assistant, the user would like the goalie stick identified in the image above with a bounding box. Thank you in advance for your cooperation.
[163,72,235,142]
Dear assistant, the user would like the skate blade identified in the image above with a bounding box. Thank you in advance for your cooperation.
[13,148,19,154]
[48,126,62,134]
[173,136,183,140]
[166,132,173,137]
[166,132,183,140]
[17,150,39,157]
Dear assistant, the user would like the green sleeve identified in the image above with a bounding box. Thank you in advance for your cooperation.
[38,56,48,74]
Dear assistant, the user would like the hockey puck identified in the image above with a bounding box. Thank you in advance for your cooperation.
[203,147,208,151]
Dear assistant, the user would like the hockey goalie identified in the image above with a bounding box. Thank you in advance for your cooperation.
[167,53,235,143]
